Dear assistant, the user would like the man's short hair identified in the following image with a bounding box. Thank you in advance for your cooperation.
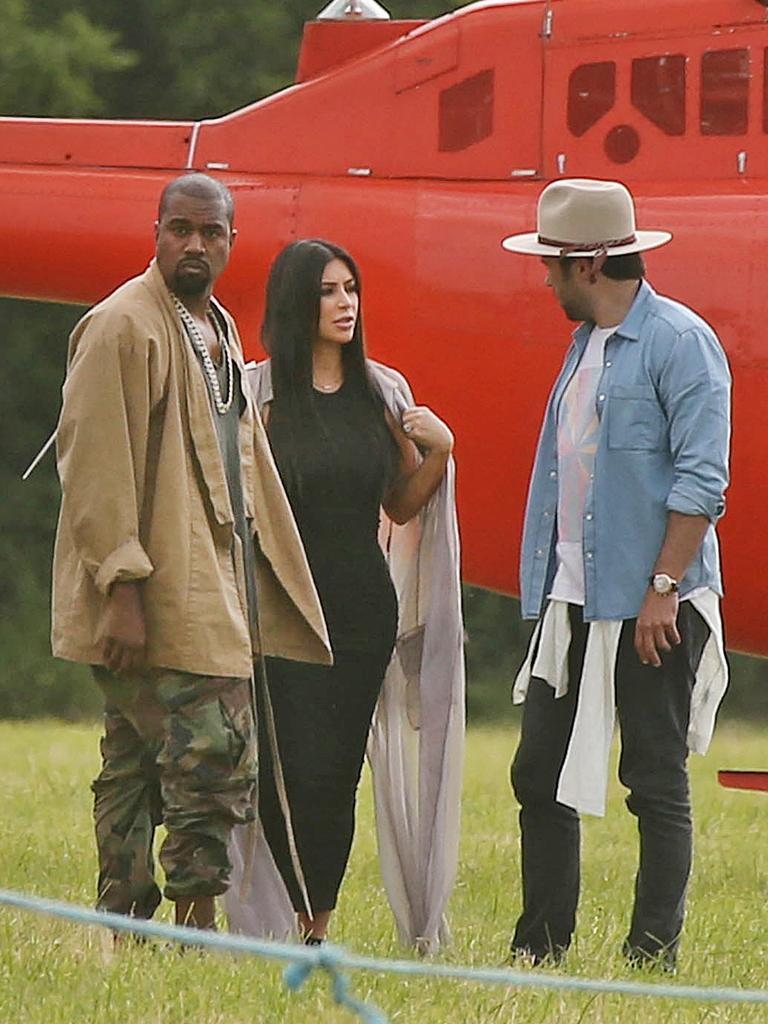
[558,252,646,282]
[600,252,646,281]
[158,173,235,226]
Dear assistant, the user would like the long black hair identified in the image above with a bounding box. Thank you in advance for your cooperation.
[262,239,397,498]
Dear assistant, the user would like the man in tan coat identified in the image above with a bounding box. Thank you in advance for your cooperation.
[53,173,329,932]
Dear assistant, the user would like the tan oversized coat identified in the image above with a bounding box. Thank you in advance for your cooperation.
[52,261,330,677]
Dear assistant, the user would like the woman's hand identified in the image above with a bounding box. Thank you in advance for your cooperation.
[383,406,453,524]
[401,406,454,454]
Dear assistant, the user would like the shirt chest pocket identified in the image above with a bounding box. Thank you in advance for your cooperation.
[606,384,666,451]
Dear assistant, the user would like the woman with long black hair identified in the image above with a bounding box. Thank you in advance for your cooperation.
[227,238,464,949]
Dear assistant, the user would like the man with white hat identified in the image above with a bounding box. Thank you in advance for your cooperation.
[503,178,731,968]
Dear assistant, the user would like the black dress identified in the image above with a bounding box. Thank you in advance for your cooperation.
[258,380,399,914]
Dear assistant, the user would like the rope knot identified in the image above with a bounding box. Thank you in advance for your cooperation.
[283,943,387,1023]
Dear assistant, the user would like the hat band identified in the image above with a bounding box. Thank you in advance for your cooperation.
[538,234,637,255]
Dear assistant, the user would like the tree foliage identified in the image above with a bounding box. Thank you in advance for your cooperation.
[0,297,98,718]
[0,0,134,115]
[6,1,465,120]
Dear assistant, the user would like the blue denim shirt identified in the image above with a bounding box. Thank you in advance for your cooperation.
[520,280,731,622]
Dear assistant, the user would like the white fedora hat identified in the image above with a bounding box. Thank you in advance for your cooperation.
[501,178,671,258]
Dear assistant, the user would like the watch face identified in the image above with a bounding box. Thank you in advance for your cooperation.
[653,574,673,594]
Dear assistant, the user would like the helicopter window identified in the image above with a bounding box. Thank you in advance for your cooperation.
[567,62,615,137]
[631,55,686,135]
[700,49,749,135]
[438,69,495,152]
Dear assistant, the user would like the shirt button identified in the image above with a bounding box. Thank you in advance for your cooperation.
[549,470,557,479]
[586,552,593,560]
[605,360,612,368]
[598,394,606,402]
[585,513,593,521]
[536,548,544,556]
[543,511,551,518]
[589,473,594,480]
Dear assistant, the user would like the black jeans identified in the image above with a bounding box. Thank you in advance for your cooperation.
[510,602,709,964]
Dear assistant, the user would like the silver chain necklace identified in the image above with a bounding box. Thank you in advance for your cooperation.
[172,295,233,415]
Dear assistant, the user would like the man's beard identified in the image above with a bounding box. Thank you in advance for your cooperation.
[562,300,590,323]
[172,265,211,296]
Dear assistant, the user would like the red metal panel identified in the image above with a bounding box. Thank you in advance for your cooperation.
[0,0,766,656]
[0,168,161,304]
[0,169,297,314]
[622,184,768,658]
[296,20,426,83]
[394,23,459,92]
[0,167,765,654]
[718,770,768,791]
[211,181,301,349]
[0,118,193,170]
[193,1,545,180]
[544,32,767,181]
[549,0,768,42]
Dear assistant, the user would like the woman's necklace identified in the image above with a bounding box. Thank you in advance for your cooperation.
[313,377,343,392]
[312,361,344,392]
[173,295,233,415]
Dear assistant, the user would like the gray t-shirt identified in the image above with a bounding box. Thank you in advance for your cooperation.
[189,318,259,645]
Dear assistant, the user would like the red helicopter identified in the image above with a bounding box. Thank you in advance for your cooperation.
[1,0,767,746]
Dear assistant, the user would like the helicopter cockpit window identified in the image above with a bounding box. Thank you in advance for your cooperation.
[700,49,749,135]
[567,62,615,137]
[631,55,686,135]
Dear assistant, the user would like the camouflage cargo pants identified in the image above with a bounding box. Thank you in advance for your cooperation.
[91,666,256,918]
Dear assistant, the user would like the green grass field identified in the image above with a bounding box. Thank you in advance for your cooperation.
[0,719,766,1023]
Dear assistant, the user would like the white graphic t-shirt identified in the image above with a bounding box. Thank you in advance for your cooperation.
[549,325,615,605]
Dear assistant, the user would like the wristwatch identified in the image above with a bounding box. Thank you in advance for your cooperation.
[649,572,679,596]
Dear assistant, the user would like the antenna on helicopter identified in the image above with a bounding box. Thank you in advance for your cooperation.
[317,0,391,19]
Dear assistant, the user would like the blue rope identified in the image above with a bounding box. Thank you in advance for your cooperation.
[0,887,387,1020]
[285,947,388,1024]
[2,887,767,1017]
